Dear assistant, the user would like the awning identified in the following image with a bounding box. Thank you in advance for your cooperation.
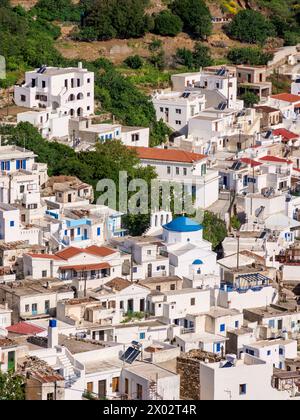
[59,263,111,272]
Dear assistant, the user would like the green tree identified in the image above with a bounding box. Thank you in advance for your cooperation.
[175,43,213,69]
[124,55,144,69]
[226,10,276,44]
[175,48,194,69]
[153,10,183,37]
[79,0,150,40]
[192,43,213,68]
[0,371,25,401]
[241,91,259,107]
[34,0,82,22]
[202,211,227,250]
[228,47,273,66]
[231,215,241,231]
[171,0,212,39]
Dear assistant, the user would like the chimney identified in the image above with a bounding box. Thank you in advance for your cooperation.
[78,62,83,69]
[48,319,58,348]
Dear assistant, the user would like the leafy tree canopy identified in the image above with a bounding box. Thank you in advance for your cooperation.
[78,0,151,41]
[228,47,274,66]
[202,211,228,250]
[0,371,25,401]
[175,43,213,70]
[153,10,183,37]
[33,0,82,22]
[171,0,212,39]
[226,10,276,44]
[241,91,260,108]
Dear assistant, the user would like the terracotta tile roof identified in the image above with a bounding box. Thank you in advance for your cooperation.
[255,106,279,113]
[6,322,45,336]
[259,156,293,164]
[55,247,83,260]
[293,168,300,173]
[271,93,300,103]
[59,262,111,272]
[240,158,262,167]
[105,277,132,291]
[85,245,116,258]
[27,253,63,261]
[28,246,117,262]
[273,128,299,142]
[129,146,207,163]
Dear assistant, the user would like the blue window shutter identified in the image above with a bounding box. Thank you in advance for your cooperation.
[6,161,10,171]
[97,227,101,236]
[22,160,27,169]
[16,160,20,170]
[220,324,225,332]
[1,162,4,171]
[64,230,68,236]
[77,227,81,235]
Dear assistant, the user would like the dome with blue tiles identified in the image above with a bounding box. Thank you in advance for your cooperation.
[193,259,203,265]
[163,216,203,233]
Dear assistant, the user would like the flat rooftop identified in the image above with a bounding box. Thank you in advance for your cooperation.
[205,307,241,319]
[0,279,72,297]
[29,66,91,76]
[178,332,228,344]
[0,145,36,159]
[164,288,205,296]
[248,339,295,349]
[140,276,182,285]
[58,335,119,354]
[84,358,123,375]
[245,306,297,319]
[124,361,177,381]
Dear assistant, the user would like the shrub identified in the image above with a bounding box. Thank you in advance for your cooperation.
[175,43,213,69]
[153,10,183,37]
[124,55,144,69]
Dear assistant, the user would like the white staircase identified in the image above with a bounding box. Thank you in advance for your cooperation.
[58,353,79,388]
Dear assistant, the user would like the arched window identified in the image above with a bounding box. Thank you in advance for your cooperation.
[77,108,83,117]
[68,94,75,102]
[77,93,84,100]
[70,109,75,117]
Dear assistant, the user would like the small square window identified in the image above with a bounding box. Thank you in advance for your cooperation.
[139,332,146,340]
[239,384,247,395]
[220,324,226,333]
[191,298,196,306]
[267,350,271,356]
[10,221,14,227]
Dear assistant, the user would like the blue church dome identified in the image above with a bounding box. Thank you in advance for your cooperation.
[193,259,203,265]
[163,216,203,233]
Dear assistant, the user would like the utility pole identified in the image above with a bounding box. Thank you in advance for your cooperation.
[237,232,240,271]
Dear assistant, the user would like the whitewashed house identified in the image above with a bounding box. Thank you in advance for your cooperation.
[15,63,94,139]
[131,147,219,209]
[244,338,297,370]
